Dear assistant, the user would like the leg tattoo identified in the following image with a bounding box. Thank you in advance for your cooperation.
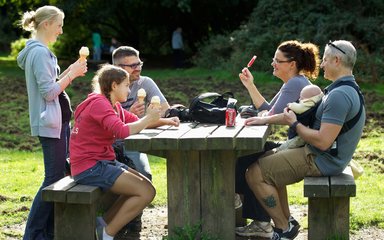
[263,195,277,208]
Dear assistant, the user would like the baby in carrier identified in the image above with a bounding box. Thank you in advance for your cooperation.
[276,84,323,151]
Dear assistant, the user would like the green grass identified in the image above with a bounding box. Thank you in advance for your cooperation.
[0,150,168,239]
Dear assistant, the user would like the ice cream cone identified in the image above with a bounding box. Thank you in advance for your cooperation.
[137,88,146,104]
[151,96,161,109]
[79,46,89,62]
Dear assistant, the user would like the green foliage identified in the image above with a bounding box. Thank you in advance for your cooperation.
[166,222,220,240]
[194,0,384,82]
[1,0,259,59]
[9,37,27,59]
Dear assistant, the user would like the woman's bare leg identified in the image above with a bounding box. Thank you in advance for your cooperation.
[104,168,155,236]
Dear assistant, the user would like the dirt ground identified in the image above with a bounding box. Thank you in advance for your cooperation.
[2,204,384,239]
[127,204,384,240]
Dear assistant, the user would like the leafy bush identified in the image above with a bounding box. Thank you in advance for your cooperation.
[9,37,27,59]
[194,0,384,82]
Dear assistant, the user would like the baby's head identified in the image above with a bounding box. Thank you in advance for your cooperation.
[300,85,322,100]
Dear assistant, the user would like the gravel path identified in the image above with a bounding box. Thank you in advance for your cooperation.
[2,205,383,239]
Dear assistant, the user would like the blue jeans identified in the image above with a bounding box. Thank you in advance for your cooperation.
[125,151,152,181]
[93,47,101,61]
[23,122,69,240]
[74,160,128,191]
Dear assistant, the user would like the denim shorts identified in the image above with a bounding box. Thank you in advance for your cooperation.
[73,160,128,191]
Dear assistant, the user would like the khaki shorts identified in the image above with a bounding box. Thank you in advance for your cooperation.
[258,145,322,188]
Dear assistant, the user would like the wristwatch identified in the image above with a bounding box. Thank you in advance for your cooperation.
[290,121,300,132]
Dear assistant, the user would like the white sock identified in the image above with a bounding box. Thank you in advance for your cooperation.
[283,222,293,233]
[103,227,114,240]
[257,221,271,227]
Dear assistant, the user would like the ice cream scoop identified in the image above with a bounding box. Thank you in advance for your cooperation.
[151,96,161,109]
[79,46,89,62]
[137,88,146,104]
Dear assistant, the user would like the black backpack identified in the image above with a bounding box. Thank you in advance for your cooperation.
[189,92,237,124]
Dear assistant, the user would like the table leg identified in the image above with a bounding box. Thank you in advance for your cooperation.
[200,150,236,240]
[166,150,201,237]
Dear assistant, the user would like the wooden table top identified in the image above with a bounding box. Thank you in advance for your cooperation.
[124,120,270,153]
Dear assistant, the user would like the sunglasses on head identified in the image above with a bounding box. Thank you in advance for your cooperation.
[327,41,346,54]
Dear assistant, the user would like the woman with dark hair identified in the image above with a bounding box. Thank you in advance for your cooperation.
[235,40,320,238]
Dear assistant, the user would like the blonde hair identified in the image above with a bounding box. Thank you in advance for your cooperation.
[20,5,64,32]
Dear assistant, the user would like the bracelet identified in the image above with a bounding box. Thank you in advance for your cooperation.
[290,121,300,132]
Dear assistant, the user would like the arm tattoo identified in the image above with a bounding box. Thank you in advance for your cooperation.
[263,195,277,208]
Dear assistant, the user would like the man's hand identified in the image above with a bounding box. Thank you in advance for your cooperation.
[130,101,145,117]
[164,117,180,127]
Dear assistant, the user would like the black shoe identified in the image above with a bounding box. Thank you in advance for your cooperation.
[126,212,142,232]
[271,222,299,240]
[289,216,300,228]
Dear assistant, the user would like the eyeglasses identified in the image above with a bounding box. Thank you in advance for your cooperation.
[118,61,144,69]
[327,41,346,54]
[272,58,293,64]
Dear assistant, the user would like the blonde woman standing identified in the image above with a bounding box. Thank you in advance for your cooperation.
[17,5,87,239]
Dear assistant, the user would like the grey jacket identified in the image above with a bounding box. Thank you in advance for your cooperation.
[17,39,63,138]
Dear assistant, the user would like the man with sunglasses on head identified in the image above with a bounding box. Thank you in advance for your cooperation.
[111,46,179,234]
[244,40,365,239]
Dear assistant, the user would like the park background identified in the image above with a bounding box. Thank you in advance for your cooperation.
[0,0,383,239]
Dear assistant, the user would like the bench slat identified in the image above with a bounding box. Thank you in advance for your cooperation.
[67,184,103,204]
[304,176,330,197]
[331,166,356,197]
[42,176,77,202]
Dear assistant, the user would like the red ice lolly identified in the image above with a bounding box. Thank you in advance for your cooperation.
[247,55,257,68]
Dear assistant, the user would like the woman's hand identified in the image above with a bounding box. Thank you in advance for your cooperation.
[283,107,297,125]
[239,67,255,89]
[257,110,269,117]
[69,59,88,79]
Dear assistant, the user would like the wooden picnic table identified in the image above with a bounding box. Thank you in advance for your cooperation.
[124,120,270,240]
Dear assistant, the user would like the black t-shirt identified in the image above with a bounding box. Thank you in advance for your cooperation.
[59,91,72,123]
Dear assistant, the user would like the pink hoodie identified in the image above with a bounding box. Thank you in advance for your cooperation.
[70,93,139,176]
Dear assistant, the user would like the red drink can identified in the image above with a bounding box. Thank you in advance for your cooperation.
[225,108,236,127]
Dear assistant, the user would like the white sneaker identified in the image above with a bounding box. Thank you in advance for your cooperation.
[235,220,273,238]
[235,193,242,209]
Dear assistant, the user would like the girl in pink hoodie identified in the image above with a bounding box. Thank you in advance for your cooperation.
[70,64,160,240]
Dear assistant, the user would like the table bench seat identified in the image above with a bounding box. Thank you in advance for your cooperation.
[42,176,114,240]
[304,166,356,240]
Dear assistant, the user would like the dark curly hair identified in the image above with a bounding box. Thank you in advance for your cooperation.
[278,40,320,80]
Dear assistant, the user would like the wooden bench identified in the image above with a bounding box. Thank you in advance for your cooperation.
[42,176,115,240]
[304,166,356,240]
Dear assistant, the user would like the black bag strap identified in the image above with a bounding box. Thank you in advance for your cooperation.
[324,80,365,135]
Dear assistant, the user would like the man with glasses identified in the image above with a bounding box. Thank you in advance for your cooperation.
[111,46,178,234]
[244,40,365,239]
